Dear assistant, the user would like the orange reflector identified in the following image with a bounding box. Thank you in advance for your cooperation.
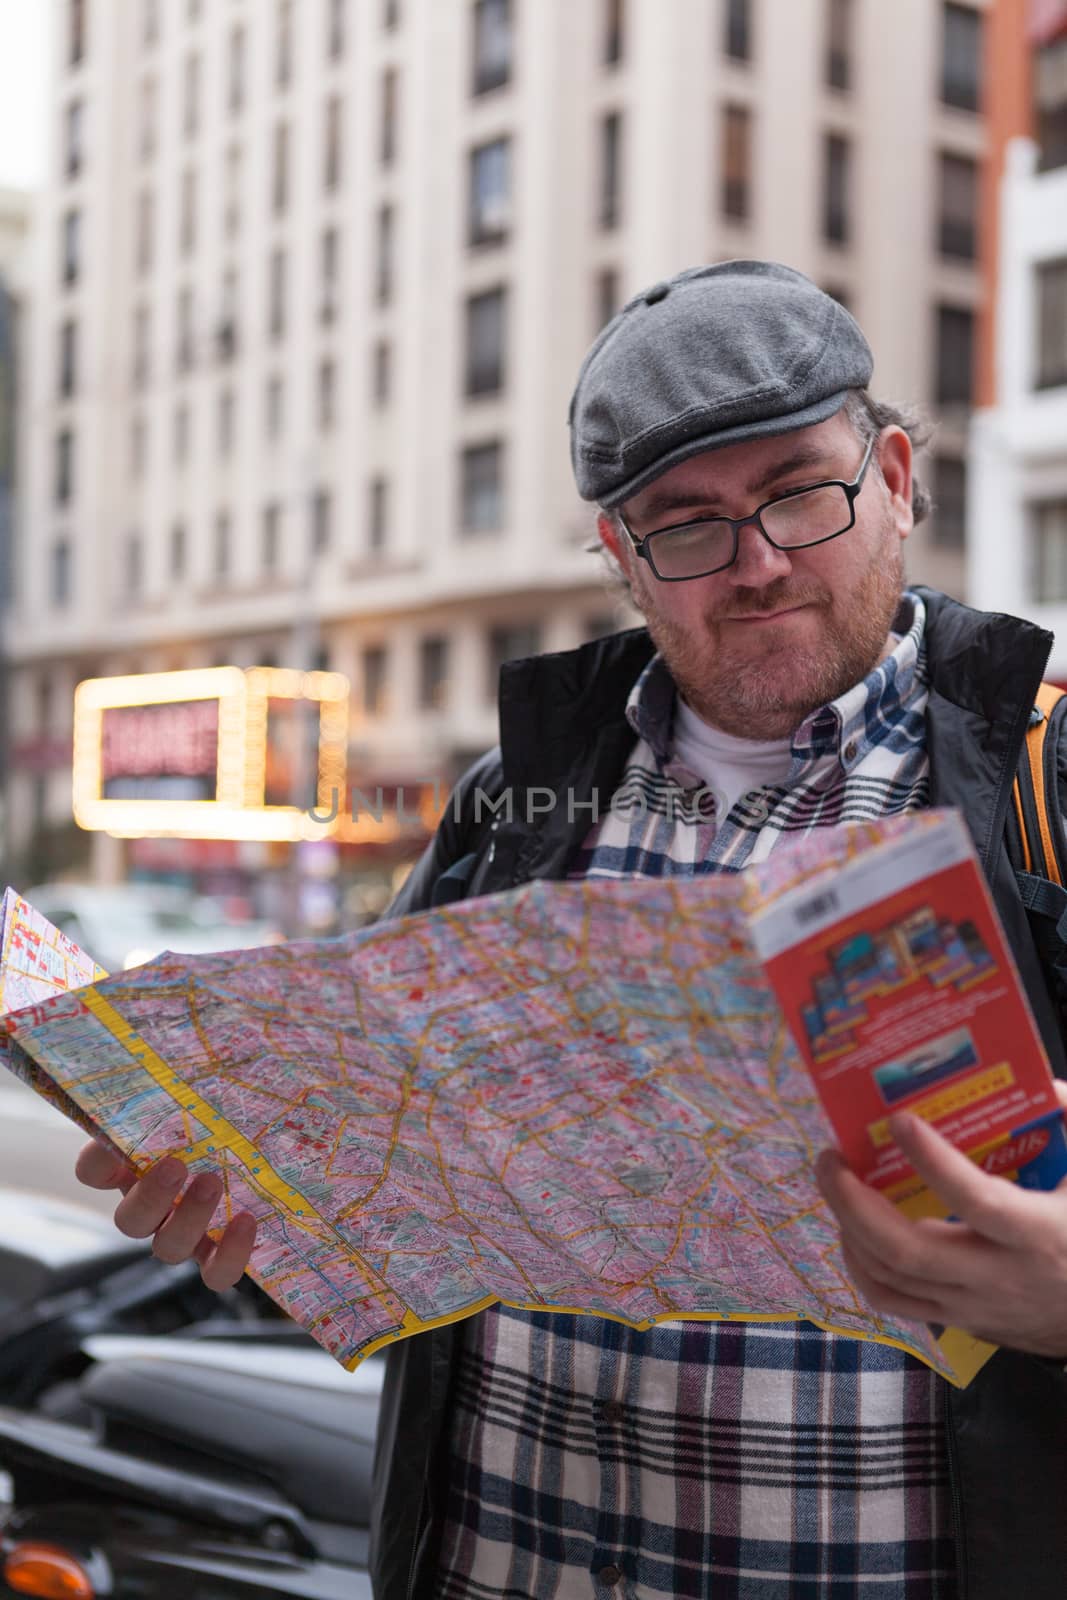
[2,1543,95,1599]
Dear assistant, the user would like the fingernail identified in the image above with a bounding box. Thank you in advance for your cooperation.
[156,1158,186,1189]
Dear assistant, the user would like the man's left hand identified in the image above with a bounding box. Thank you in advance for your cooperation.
[815,1081,1067,1357]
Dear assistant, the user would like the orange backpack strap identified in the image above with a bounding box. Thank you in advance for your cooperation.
[1011,682,1067,887]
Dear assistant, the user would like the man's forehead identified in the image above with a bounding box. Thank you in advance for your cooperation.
[624,415,853,523]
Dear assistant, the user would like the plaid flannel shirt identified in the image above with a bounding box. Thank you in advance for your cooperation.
[435,592,956,1600]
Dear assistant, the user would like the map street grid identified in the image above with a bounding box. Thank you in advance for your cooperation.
[1,813,983,1383]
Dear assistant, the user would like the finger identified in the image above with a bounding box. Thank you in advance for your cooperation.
[197,1212,258,1292]
[887,1113,1037,1246]
[816,1148,957,1284]
[75,1138,136,1191]
[840,1223,966,1305]
[150,1171,224,1264]
[112,1156,189,1240]
[1054,1080,1067,1113]
[841,1239,949,1326]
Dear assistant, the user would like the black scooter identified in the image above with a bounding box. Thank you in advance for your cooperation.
[0,1185,275,1407]
[0,1330,381,1598]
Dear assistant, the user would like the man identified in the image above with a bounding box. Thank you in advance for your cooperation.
[77,262,1067,1599]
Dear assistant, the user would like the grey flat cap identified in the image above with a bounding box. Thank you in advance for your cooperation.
[568,260,874,507]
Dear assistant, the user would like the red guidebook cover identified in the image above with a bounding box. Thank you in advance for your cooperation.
[752,811,1067,1206]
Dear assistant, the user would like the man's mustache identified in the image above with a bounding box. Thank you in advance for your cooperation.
[712,580,831,620]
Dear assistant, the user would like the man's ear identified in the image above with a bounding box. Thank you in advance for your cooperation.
[597,510,624,563]
[877,427,914,542]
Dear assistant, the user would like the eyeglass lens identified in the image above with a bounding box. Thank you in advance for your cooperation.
[649,483,853,577]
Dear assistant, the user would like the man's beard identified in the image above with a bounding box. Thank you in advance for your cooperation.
[634,525,906,740]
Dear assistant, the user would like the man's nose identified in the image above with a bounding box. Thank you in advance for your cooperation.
[727,517,794,585]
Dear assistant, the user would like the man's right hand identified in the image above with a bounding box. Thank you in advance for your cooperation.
[75,1140,257,1291]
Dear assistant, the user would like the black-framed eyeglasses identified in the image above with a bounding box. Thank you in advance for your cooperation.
[618,432,878,582]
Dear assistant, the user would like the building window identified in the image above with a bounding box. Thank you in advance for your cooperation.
[369,477,389,552]
[375,203,394,305]
[604,0,624,65]
[228,24,245,115]
[1036,258,1067,390]
[324,95,342,190]
[224,143,241,236]
[473,0,513,95]
[262,502,281,573]
[51,538,72,606]
[584,613,618,641]
[328,0,345,60]
[941,3,982,113]
[935,304,974,405]
[1036,35,1067,173]
[318,358,336,430]
[133,304,151,388]
[179,168,197,256]
[218,266,239,360]
[142,0,159,48]
[183,52,200,139]
[125,532,144,599]
[486,622,541,699]
[311,488,332,554]
[595,267,619,330]
[130,413,146,478]
[65,99,85,178]
[135,189,153,274]
[62,208,81,286]
[217,387,235,457]
[1033,499,1067,601]
[58,318,77,398]
[214,510,231,580]
[266,373,284,439]
[140,77,155,161]
[823,283,851,311]
[362,646,388,716]
[276,0,293,89]
[724,0,751,62]
[174,401,190,465]
[170,521,186,579]
[469,137,511,246]
[320,226,340,324]
[721,103,751,220]
[826,0,851,89]
[938,152,978,259]
[373,339,392,405]
[599,110,622,228]
[461,441,504,533]
[823,132,850,245]
[55,429,74,505]
[269,247,287,341]
[177,285,195,372]
[419,636,449,711]
[465,286,507,396]
[931,455,966,548]
[272,122,289,216]
[381,67,398,167]
[384,0,401,27]
[69,0,86,67]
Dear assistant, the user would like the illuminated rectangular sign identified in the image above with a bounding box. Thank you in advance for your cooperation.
[73,667,351,842]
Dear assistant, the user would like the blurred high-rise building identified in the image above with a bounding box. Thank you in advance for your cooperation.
[6,0,989,903]
[968,0,1067,672]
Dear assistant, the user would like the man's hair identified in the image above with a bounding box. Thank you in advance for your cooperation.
[587,387,935,597]
[841,390,933,526]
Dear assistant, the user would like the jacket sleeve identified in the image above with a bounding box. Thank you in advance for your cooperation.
[379,747,504,922]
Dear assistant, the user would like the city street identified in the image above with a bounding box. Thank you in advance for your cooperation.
[0,1071,118,1220]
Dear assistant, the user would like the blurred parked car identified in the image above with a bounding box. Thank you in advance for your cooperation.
[23,884,284,973]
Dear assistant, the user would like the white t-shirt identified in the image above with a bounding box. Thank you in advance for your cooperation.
[671,694,793,821]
